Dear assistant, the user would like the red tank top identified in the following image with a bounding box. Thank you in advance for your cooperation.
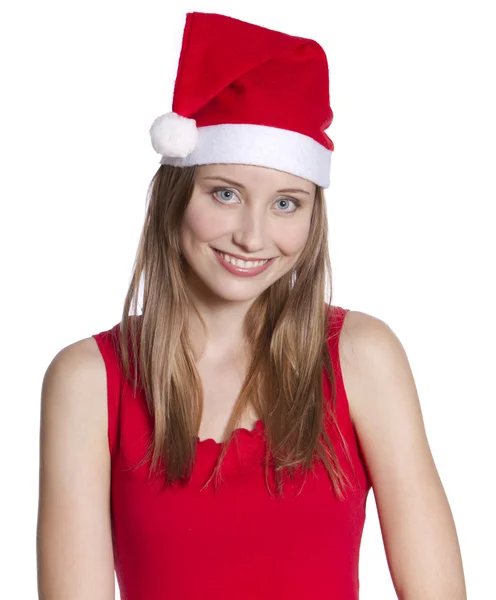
[92,305,371,599]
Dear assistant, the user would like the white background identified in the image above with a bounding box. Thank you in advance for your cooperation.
[1,0,494,597]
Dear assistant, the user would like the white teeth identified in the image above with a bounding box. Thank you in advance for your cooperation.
[216,250,269,269]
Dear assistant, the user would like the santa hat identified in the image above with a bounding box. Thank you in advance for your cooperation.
[149,12,334,188]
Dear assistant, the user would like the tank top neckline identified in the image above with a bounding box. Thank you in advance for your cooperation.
[193,306,346,452]
[196,417,265,449]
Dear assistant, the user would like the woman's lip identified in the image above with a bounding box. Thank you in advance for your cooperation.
[211,247,274,261]
[211,247,276,277]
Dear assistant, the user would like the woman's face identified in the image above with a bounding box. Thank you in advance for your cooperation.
[179,163,316,305]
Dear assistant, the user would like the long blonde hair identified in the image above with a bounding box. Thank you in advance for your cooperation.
[116,164,357,499]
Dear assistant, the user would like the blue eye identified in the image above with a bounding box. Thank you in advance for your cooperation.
[216,189,235,202]
[275,198,301,212]
[211,188,301,214]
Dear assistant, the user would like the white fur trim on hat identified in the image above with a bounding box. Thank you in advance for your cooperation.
[159,123,332,188]
[149,112,198,158]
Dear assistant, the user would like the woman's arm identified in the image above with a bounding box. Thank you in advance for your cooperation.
[37,339,115,600]
[340,310,467,600]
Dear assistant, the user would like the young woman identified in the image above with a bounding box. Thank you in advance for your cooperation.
[36,11,467,600]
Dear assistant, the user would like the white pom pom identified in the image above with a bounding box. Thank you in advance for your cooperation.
[149,112,198,158]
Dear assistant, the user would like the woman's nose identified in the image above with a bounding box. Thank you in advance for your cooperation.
[232,208,267,252]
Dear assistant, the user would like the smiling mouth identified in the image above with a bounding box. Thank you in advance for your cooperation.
[212,249,271,268]
[211,248,274,262]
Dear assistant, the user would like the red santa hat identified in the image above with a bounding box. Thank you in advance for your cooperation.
[149,12,334,188]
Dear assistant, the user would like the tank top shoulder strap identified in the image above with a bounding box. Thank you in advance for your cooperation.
[325,305,353,427]
[327,305,349,354]
[92,323,123,459]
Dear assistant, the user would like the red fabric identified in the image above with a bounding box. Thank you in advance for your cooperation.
[93,305,371,599]
[172,12,334,151]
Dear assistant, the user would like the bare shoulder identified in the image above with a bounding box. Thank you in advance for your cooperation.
[45,335,105,377]
[337,313,467,598]
[40,334,109,454]
[338,309,408,426]
[38,336,114,597]
[339,309,399,352]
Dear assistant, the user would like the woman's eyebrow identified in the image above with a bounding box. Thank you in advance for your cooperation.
[202,176,311,195]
